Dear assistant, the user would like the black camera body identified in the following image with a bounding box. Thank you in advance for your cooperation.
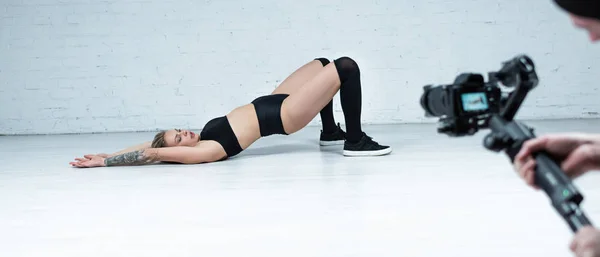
[420,73,502,136]
[420,55,539,137]
[419,54,593,233]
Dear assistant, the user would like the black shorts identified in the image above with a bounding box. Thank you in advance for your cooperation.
[200,116,243,158]
[251,94,289,137]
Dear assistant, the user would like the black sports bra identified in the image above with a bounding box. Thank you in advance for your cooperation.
[200,116,244,157]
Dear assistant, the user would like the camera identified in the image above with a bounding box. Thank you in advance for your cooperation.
[420,73,502,136]
[420,55,537,137]
[419,54,593,233]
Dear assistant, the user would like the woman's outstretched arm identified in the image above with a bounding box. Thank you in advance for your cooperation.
[87,142,151,158]
[70,144,226,168]
[103,148,160,166]
[107,141,152,157]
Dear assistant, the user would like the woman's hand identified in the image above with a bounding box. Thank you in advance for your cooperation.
[70,154,107,168]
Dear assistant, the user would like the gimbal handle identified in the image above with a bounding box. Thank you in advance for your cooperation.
[485,115,593,232]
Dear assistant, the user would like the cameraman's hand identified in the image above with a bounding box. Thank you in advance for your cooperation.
[571,226,600,257]
[514,133,600,188]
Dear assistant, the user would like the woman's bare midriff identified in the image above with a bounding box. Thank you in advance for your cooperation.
[225,104,262,149]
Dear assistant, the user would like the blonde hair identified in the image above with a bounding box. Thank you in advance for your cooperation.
[151,131,167,148]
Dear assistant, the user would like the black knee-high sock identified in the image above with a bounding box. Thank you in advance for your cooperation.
[315,58,338,133]
[333,57,363,143]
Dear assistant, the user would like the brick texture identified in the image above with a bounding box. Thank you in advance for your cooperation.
[1,0,600,135]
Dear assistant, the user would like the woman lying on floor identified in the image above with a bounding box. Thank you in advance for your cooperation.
[70,57,392,168]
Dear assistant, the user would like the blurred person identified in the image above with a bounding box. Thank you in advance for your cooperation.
[514,1,600,256]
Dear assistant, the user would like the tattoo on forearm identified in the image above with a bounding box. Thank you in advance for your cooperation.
[104,150,160,167]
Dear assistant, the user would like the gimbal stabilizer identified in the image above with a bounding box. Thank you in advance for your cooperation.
[421,55,593,232]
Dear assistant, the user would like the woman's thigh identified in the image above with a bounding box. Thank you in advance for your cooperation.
[280,64,341,134]
[271,60,326,95]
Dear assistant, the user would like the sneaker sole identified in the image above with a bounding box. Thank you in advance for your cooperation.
[319,140,345,146]
[343,147,392,156]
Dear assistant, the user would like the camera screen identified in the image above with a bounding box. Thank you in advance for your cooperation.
[461,92,488,112]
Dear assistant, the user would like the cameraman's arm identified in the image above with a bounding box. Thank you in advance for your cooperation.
[514,133,600,187]
[586,133,600,145]
[549,132,600,145]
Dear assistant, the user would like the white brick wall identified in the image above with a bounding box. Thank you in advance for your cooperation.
[1,0,600,135]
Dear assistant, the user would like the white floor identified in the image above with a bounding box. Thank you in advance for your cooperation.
[1,119,600,257]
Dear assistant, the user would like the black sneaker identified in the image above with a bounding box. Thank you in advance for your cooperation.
[319,123,346,146]
[343,132,392,156]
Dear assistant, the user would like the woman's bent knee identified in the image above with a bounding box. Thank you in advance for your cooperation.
[314,57,330,66]
[333,57,360,82]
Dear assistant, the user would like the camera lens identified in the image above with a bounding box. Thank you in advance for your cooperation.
[420,89,433,117]
[420,85,450,117]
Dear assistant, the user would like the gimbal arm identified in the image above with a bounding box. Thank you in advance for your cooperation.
[484,115,593,232]
[489,55,539,121]
[483,55,593,233]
